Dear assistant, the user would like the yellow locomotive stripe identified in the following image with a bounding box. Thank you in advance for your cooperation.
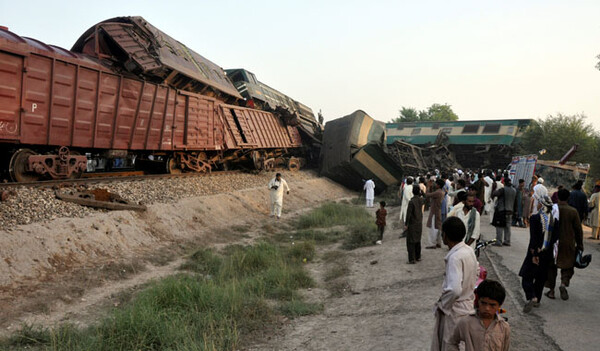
[354,150,397,185]
[357,116,373,147]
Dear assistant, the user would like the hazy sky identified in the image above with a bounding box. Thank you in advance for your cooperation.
[2,0,599,131]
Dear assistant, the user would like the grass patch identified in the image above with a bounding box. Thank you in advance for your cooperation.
[342,222,379,250]
[279,299,324,318]
[273,228,345,245]
[3,242,320,351]
[295,202,373,229]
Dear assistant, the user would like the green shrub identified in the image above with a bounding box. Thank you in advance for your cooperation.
[286,241,316,263]
[295,202,372,229]
[179,248,222,275]
[342,222,379,250]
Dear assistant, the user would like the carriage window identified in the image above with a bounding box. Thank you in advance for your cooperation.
[432,123,440,129]
[411,128,421,135]
[482,123,501,133]
[396,125,404,130]
[507,127,515,134]
[462,124,480,134]
[441,127,452,134]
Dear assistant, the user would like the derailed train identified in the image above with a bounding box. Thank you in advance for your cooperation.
[319,110,403,193]
[0,17,320,181]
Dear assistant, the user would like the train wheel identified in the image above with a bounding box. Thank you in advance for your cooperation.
[9,149,41,182]
[69,151,84,179]
[166,157,182,174]
[288,157,300,171]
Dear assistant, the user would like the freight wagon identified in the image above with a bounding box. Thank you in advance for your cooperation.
[320,110,402,192]
[386,119,532,170]
[0,17,305,182]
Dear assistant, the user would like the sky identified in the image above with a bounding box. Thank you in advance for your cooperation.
[2,0,599,131]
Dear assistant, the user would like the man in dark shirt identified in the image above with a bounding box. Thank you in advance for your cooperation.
[568,180,588,221]
[492,178,517,246]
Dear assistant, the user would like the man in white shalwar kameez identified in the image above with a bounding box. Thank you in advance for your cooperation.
[483,172,494,215]
[431,217,478,351]
[268,173,290,219]
[399,177,415,225]
[364,179,375,207]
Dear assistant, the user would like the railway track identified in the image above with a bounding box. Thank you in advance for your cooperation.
[0,170,242,189]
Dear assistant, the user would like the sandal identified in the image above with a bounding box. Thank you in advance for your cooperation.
[544,290,555,300]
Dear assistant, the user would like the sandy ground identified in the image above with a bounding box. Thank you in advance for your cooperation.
[0,175,354,335]
[3,177,597,350]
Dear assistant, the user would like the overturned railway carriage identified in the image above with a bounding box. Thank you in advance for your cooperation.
[0,17,304,182]
[319,110,402,193]
[386,119,532,170]
[225,68,322,141]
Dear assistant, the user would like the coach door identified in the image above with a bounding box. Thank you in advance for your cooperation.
[0,52,23,139]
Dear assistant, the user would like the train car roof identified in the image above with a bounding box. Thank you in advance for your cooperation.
[72,16,242,100]
[387,119,532,128]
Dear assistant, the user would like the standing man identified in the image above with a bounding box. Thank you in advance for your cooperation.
[364,178,375,208]
[399,177,415,226]
[492,178,516,246]
[448,191,480,250]
[483,170,494,215]
[426,179,445,249]
[431,217,479,351]
[512,179,525,227]
[449,179,467,207]
[568,180,588,222]
[545,189,584,300]
[405,186,424,264]
[268,173,290,219]
[471,172,488,207]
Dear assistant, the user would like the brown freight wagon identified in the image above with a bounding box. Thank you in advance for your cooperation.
[0,26,302,181]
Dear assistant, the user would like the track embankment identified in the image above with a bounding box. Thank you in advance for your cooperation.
[0,171,354,332]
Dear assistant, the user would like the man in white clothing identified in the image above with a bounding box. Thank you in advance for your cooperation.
[399,177,415,225]
[483,171,494,215]
[364,179,375,207]
[268,173,290,219]
[447,192,480,250]
[431,217,479,351]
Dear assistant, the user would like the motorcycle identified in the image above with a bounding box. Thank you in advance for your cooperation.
[474,238,507,316]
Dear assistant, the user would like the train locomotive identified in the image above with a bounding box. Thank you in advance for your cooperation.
[0,17,313,182]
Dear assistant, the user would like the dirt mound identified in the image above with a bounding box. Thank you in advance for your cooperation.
[0,175,354,332]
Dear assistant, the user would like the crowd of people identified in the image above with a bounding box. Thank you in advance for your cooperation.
[266,171,597,350]
[390,169,597,351]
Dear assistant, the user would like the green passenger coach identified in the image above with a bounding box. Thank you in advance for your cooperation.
[385,119,532,169]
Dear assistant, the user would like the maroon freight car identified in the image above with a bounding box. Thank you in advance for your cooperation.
[0,22,303,181]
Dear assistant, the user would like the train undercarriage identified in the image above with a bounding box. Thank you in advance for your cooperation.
[2,146,305,182]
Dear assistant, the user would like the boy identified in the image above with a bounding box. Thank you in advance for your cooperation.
[404,186,424,263]
[375,201,387,244]
[448,280,510,351]
[431,217,479,351]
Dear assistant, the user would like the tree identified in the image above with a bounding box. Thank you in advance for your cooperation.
[396,107,419,122]
[425,103,459,121]
[518,113,600,189]
[390,103,459,123]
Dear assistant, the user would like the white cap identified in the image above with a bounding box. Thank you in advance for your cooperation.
[538,177,544,184]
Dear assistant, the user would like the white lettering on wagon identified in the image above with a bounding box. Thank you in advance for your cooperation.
[31,103,37,113]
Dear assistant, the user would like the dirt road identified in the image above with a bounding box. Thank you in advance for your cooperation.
[249,206,584,351]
